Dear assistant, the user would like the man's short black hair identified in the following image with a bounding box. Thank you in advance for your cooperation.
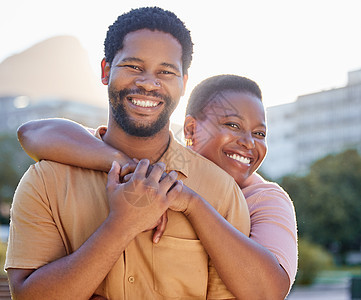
[186,74,263,118]
[104,7,193,75]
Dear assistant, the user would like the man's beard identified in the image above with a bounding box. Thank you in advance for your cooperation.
[108,87,176,137]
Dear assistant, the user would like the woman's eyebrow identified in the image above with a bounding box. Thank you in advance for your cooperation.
[224,113,244,120]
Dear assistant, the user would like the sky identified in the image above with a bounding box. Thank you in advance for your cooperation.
[1,0,361,125]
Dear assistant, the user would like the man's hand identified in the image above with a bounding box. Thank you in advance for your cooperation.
[120,161,173,243]
[106,159,182,237]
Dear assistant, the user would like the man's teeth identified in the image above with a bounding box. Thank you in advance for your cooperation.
[131,99,159,108]
[226,153,251,164]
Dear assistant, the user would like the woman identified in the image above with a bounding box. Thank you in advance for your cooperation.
[18,75,297,298]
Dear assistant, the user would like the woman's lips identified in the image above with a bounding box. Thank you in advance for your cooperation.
[225,152,251,165]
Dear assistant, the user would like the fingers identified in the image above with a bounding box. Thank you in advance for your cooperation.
[158,170,179,194]
[167,180,184,203]
[147,162,166,181]
[120,160,137,178]
[133,159,151,177]
[123,173,132,183]
[121,159,152,182]
[107,161,121,188]
[153,211,168,244]
[121,159,179,197]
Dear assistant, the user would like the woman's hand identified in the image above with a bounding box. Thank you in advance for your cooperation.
[169,184,197,216]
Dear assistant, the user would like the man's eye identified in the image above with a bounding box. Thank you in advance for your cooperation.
[124,65,141,71]
[160,70,176,75]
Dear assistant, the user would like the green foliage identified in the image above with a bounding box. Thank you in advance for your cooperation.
[281,149,361,257]
[296,238,334,285]
[0,133,33,224]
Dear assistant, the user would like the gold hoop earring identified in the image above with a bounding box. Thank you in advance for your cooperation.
[185,138,193,147]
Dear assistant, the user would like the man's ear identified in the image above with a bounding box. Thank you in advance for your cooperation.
[101,58,110,85]
[183,114,196,139]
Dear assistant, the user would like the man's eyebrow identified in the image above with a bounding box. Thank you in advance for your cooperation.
[118,58,181,73]
[160,62,181,73]
[120,57,144,63]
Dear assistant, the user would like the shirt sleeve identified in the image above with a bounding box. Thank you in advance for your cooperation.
[206,180,250,299]
[5,164,67,270]
[248,186,298,287]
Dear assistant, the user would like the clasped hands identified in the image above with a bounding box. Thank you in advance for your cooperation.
[106,159,193,243]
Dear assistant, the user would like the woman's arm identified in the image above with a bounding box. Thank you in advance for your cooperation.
[175,186,290,300]
[17,118,132,172]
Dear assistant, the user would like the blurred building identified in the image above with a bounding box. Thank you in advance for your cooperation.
[261,68,361,179]
[0,96,108,134]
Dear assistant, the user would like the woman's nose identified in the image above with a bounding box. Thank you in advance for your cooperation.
[237,132,255,149]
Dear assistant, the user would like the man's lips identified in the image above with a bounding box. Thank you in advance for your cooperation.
[126,96,163,110]
[128,97,161,108]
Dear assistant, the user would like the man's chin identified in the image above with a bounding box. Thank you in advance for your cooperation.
[117,120,168,137]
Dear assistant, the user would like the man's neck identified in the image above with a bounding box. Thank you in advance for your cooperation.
[102,122,171,164]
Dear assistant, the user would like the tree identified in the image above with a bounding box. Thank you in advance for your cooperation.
[281,149,361,259]
[0,133,33,224]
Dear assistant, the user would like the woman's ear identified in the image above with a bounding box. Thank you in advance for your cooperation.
[101,58,110,85]
[184,115,196,139]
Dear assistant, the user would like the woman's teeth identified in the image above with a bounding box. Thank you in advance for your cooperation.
[226,153,251,164]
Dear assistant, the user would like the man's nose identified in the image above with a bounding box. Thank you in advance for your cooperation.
[135,74,161,91]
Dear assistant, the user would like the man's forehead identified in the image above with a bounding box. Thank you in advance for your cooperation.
[123,29,181,49]
[116,29,183,69]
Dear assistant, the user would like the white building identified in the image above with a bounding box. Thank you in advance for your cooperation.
[261,69,361,179]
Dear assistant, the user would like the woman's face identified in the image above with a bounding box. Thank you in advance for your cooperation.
[185,91,267,188]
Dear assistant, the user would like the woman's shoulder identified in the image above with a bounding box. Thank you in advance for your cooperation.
[243,173,293,209]
[242,173,285,194]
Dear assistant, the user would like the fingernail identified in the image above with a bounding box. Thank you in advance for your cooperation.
[154,237,160,243]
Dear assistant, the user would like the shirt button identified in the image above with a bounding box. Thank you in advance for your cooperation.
[128,276,135,283]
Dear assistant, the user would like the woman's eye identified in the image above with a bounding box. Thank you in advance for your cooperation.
[254,131,266,138]
[225,123,240,129]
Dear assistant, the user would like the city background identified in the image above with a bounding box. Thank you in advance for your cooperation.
[1,1,361,299]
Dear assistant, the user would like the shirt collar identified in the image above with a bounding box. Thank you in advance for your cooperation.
[158,132,190,178]
[95,126,189,178]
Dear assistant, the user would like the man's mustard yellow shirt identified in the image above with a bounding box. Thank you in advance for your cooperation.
[6,133,250,299]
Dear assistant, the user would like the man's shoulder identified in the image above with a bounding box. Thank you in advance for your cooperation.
[34,160,79,173]
[173,142,236,183]
[174,146,239,199]
[30,160,105,182]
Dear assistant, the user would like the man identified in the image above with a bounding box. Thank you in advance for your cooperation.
[6,7,250,299]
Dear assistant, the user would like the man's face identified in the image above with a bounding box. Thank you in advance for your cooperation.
[103,29,187,137]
